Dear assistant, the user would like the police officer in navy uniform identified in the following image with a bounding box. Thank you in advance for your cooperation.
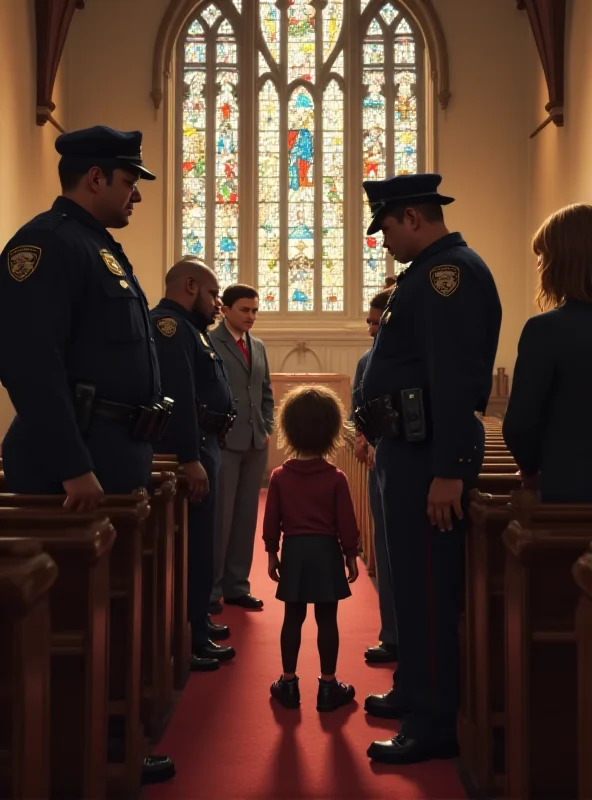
[357,174,502,765]
[0,125,176,785]
[151,257,237,669]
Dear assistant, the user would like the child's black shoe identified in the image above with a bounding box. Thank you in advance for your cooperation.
[316,677,355,712]
[270,675,300,709]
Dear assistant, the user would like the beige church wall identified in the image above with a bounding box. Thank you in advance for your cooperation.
[0,0,70,439]
[526,0,592,316]
[64,0,534,387]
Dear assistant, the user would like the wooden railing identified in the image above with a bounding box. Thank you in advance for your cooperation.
[333,429,376,575]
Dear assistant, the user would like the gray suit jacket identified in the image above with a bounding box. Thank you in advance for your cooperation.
[210,321,275,451]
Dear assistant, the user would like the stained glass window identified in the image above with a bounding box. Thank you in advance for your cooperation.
[180,1,425,314]
[361,2,420,309]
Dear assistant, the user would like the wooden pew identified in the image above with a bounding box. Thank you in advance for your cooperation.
[0,538,57,800]
[0,511,115,800]
[458,443,521,798]
[0,493,149,799]
[151,457,191,692]
[141,469,177,740]
[573,545,592,800]
[503,504,592,799]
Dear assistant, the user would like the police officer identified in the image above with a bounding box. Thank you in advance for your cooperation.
[151,257,237,670]
[0,125,175,784]
[357,174,502,765]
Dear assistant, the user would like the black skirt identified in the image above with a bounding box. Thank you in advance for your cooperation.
[276,534,352,603]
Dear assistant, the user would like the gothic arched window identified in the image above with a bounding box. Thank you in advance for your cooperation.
[180,0,434,316]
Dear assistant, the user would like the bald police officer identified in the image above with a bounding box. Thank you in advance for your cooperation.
[151,257,237,669]
[0,125,175,785]
[357,174,502,765]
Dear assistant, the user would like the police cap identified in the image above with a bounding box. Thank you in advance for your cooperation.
[363,173,454,235]
[55,125,156,180]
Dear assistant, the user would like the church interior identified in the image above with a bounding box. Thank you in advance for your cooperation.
[1,0,591,798]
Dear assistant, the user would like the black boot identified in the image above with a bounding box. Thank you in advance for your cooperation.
[207,614,230,641]
[364,688,406,719]
[270,675,301,709]
[316,678,355,712]
[141,755,176,784]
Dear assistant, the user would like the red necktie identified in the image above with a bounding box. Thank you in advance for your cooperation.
[237,337,250,366]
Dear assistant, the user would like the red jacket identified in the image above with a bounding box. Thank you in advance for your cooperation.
[262,458,360,557]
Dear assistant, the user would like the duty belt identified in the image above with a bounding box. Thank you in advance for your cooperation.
[74,383,174,444]
[354,391,485,443]
[197,404,236,436]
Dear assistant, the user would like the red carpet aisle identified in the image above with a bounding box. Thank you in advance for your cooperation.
[145,492,467,799]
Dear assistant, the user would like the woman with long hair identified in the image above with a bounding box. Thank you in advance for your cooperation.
[503,203,592,501]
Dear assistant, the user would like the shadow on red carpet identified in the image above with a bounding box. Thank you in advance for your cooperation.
[144,491,467,799]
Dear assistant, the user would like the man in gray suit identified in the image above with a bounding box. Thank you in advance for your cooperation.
[209,284,274,612]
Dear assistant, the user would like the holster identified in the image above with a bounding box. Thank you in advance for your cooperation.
[354,389,426,442]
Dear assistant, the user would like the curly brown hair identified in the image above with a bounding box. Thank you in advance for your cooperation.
[533,203,592,310]
[277,385,350,458]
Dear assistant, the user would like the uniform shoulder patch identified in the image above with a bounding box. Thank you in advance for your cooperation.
[429,265,460,297]
[99,248,125,277]
[7,246,42,282]
[156,317,178,337]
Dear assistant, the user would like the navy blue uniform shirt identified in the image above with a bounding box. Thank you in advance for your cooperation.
[0,196,161,482]
[362,232,502,479]
[150,299,234,463]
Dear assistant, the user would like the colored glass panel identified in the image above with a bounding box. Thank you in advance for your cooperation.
[182,21,207,260]
[201,4,221,27]
[260,0,280,63]
[361,7,418,310]
[380,3,398,25]
[258,81,281,312]
[287,87,315,311]
[394,69,417,174]
[323,1,343,62]
[215,68,239,288]
[287,0,316,83]
[322,81,344,311]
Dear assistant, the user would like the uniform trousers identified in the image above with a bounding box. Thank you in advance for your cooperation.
[367,466,398,647]
[188,434,221,648]
[2,415,153,494]
[375,422,483,740]
[210,445,268,602]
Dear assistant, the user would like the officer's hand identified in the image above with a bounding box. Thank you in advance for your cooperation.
[63,472,104,512]
[367,445,376,471]
[346,554,359,583]
[181,460,209,503]
[427,477,463,532]
[268,553,281,582]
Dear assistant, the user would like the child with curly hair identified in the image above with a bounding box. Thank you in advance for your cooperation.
[263,385,359,712]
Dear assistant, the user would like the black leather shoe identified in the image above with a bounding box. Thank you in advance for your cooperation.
[193,640,236,662]
[364,688,406,719]
[270,675,300,708]
[141,755,176,784]
[189,654,220,671]
[317,678,355,712]
[367,733,459,764]
[365,643,398,663]
[207,615,230,641]
[224,593,264,610]
[208,600,223,615]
